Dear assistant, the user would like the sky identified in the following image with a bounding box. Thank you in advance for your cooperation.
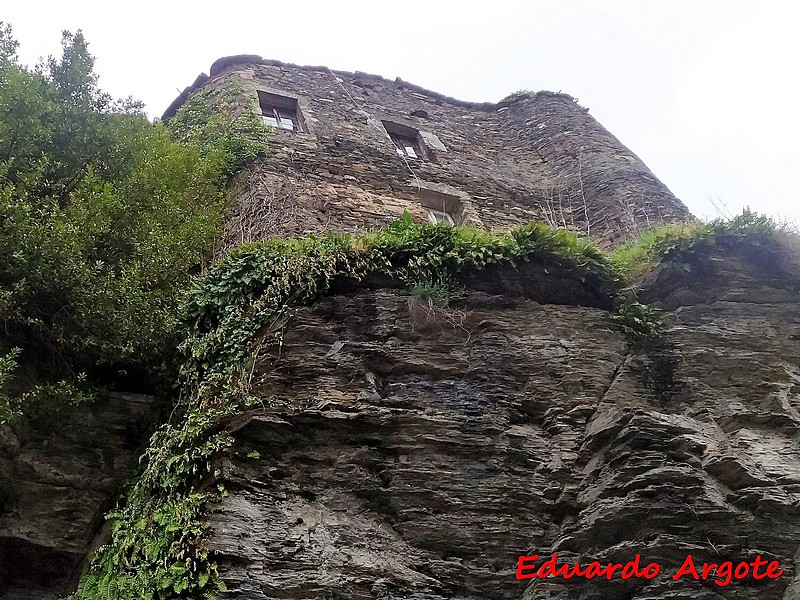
[4,1,799,223]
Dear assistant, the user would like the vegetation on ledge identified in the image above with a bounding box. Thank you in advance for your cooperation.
[71,209,800,599]
[179,214,623,391]
[609,210,794,279]
[498,89,578,105]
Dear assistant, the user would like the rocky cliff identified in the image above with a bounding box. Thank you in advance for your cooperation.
[0,393,152,598]
[206,238,800,599]
[2,219,799,600]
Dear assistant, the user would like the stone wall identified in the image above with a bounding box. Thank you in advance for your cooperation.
[164,57,691,250]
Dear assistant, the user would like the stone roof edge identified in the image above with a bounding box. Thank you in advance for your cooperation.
[161,54,578,120]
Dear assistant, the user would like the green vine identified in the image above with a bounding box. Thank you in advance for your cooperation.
[165,80,269,178]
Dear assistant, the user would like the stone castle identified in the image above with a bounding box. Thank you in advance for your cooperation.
[6,56,800,600]
[164,55,691,247]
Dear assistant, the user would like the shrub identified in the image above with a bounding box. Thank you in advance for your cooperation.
[0,24,268,419]
[609,210,785,279]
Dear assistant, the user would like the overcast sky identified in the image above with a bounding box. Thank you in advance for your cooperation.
[4,1,799,223]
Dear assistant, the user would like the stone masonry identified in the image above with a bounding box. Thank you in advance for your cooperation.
[164,56,691,249]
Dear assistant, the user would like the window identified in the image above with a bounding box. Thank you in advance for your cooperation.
[258,91,302,132]
[416,187,472,226]
[383,121,425,160]
[427,208,454,225]
[262,107,299,131]
[390,132,421,159]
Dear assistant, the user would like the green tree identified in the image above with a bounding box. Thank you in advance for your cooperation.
[0,24,268,422]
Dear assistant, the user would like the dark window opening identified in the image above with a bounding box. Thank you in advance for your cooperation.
[390,132,421,159]
[258,91,302,132]
[383,121,425,160]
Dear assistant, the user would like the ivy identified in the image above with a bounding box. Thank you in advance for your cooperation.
[165,81,269,178]
[179,216,622,390]
[75,490,222,600]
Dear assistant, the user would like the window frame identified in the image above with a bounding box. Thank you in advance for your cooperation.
[261,106,299,131]
[427,208,454,225]
[382,121,426,160]
[257,91,303,133]
[389,132,422,159]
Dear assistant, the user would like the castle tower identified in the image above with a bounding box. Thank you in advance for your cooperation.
[164,56,691,248]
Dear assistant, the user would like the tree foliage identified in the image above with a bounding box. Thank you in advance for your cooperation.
[0,24,268,422]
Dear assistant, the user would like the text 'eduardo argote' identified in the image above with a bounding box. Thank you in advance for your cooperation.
[516,553,783,587]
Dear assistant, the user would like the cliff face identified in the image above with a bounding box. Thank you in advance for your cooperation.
[0,393,152,598]
[3,229,799,600]
[206,245,800,599]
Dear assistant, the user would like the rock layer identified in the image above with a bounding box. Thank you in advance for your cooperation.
[209,246,799,599]
[0,393,152,598]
